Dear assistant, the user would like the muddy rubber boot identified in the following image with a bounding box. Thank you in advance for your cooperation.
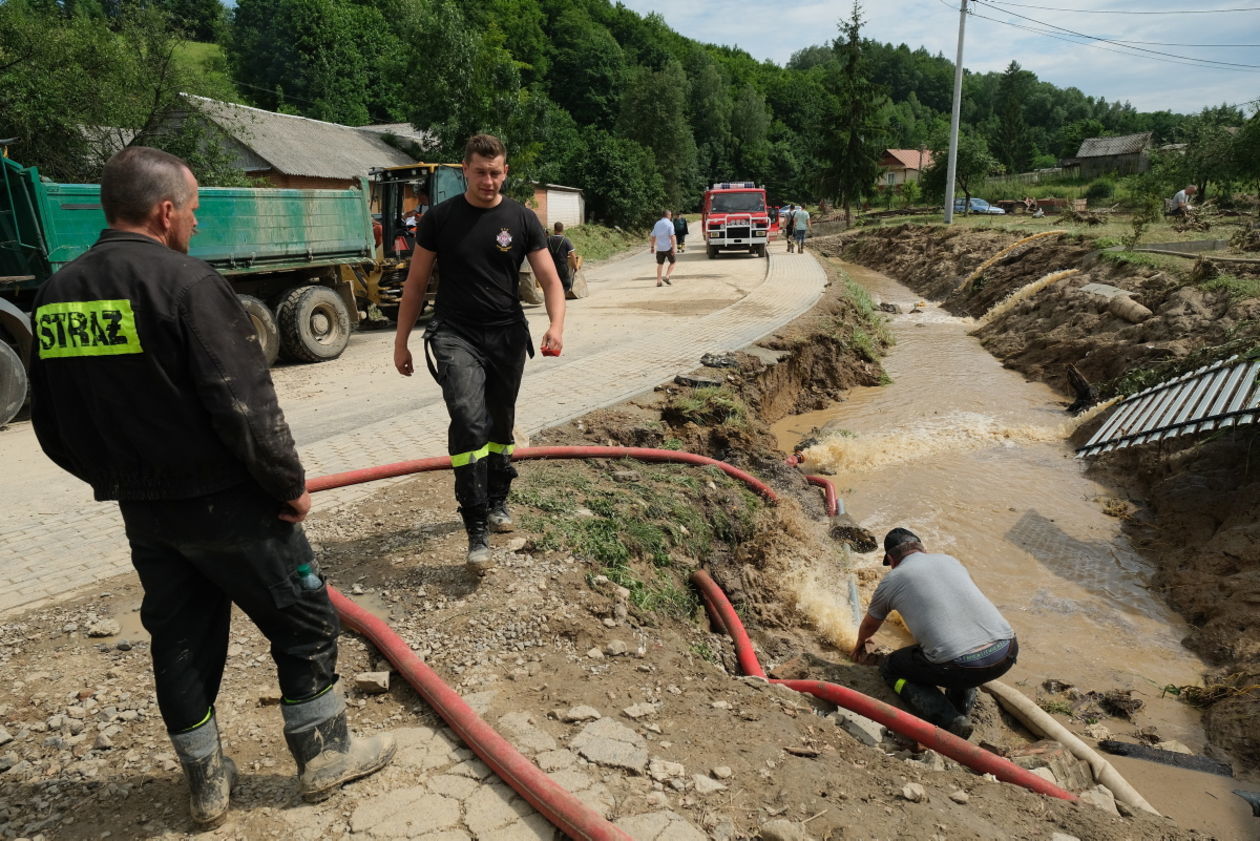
[946,686,978,716]
[487,500,514,533]
[170,713,238,830]
[460,504,493,573]
[282,688,396,803]
[894,680,974,739]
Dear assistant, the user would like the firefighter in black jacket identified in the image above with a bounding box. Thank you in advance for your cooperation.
[29,147,395,829]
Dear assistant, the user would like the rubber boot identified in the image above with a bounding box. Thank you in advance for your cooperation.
[893,679,974,739]
[170,713,238,829]
[946,686,978,716]
[460,504,493,573]
[487,500,514,533]
[282,687,397,803]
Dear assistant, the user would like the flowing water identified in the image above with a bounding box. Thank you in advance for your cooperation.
[772,261,1256,838]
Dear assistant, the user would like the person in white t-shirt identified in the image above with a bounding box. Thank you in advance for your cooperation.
[649,210,676,287]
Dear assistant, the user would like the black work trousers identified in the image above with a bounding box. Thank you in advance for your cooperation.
[425,319,528,512]
[119,483,340,733]
[881,638,1019,691]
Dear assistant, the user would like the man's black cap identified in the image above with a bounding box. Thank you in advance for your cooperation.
[882,527,920,565]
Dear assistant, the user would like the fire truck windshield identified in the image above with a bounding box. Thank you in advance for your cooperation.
[710,193,764,213]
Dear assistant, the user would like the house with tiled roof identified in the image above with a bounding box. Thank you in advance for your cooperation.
[878,148,935,190]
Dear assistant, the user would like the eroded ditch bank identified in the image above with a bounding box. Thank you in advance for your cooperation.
[816,224,1260,772]
[0,242,1252,840]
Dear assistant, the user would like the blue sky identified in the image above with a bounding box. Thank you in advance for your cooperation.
[615,0,1259,115]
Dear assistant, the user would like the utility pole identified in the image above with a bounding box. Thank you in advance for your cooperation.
[944,0,968,223]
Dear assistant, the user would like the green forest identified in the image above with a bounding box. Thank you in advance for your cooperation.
[1,0,1255,226]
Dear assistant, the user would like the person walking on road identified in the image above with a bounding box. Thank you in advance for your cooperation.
[650,209,677,287]
[393,134,566,574]
[28,146,395,829]
[782,205,796,253]
[850,527,1018,739]
[547,221,577,295]
[673,211,689,253]
[791,204,810,253]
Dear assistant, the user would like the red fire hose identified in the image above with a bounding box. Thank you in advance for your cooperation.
[309,446,777,503]
[690,569,1077,802]
[805,475,839,517]
[327,586,634,841]
[306,446,781,841]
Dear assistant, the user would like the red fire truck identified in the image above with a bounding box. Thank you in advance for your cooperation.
[701,182,772,259]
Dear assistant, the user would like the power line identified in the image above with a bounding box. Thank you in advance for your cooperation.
[969,10,1260,73]
[972,0,1260,70]
[1107,39,1260,48]
[982,0,1260,14]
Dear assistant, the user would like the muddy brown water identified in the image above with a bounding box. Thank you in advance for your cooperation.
[772,261,1259,838]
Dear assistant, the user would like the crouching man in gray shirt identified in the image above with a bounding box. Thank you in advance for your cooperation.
[850,527,1018,739]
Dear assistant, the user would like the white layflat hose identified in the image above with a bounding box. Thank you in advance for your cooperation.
[984,679,1159,815]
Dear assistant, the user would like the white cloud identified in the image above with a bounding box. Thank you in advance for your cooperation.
[615,0,1260,114]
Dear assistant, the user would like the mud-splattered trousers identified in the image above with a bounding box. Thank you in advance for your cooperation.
[120,482,340,734]
[424,319,529,512]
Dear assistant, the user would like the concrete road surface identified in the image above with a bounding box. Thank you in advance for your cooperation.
[0,242,825,616]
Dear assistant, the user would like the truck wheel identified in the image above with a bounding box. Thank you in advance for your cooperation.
[0,341,28,427]
[237,295,280,367]
[276,285,351,362]
[707,245,718,259]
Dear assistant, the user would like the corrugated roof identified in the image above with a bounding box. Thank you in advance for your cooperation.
[184,95,415,179]
[1075,132,1152,159]
[1077,356,1260,457]
[883,149,935,171]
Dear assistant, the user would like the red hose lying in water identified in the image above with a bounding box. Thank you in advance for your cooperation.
[327,585,635,841]
[309,445,778,503]
[690,569,1076,803]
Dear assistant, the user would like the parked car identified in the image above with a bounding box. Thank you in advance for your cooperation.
[954,197,1005,215]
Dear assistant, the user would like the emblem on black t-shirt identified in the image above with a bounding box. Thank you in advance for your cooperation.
[495,228,513,252]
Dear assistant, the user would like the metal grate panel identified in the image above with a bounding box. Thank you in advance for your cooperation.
[1077,356,1260,457]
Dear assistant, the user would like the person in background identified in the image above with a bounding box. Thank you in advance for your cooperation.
[29,146,395,828]
[673,211,689,253]
[547,221,576,294]
[791,204,810,253]
[650,209,676,287]
[1169,184,1197,217]
[851,527,1018,739]
[782,205,796,253]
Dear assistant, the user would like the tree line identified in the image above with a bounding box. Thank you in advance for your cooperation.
[2,0,1253,227]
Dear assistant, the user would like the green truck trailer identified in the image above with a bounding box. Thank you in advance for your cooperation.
[0,155,468,427]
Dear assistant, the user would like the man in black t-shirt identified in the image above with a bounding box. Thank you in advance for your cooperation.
[547,221,576,293]
[393,134,566,573]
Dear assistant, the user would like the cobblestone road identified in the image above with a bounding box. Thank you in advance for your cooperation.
[0,243,824,616]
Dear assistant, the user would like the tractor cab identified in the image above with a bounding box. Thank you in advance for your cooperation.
[371,162,467,259]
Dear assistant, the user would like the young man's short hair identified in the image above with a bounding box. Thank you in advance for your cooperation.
[553,222,564,233]
[464,133,507,163]
[100,146,194,225]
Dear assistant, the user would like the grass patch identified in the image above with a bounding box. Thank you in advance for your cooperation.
[1200,273,1260,300]
[1038,699,1074,716]
[172,41,241,102]
[566,223,646,263]
[1105,335,1260,398]
[664,386,749,429]
[514,461,763,618]
[1097,249,1180,271]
